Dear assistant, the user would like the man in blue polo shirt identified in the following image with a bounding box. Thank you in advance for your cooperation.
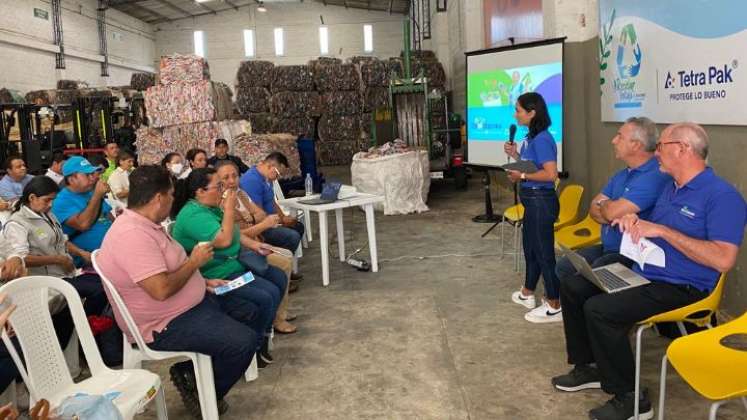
[52,156,113,261]
[0,156,34,204]
[552,122,747,420]
[555,117,670,280]
[239,151,305,256]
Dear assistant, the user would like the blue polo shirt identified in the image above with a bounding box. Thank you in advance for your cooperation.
[51,187,113,252]
[239,166,276,215]
[0,174,33,202]
[519,130,556,189]
[634,168,746,292]
[600,157,671,252]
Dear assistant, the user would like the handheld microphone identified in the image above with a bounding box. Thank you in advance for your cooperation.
[508,124,517,145]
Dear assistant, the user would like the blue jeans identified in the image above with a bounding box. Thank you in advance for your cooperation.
[149,294,257,399]
[262,222,305,253]
[520,188,560,299]
[225,270,281,343]
[555,244,634,282]
[239,250,288,297]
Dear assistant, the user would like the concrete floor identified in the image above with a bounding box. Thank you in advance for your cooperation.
[140,167,744,420]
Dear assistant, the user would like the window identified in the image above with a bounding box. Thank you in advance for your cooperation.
[274,27,284,56]
[363,24,373,53]
[319,26,329,56]
[193,30,205,57]
[243,29,255,57]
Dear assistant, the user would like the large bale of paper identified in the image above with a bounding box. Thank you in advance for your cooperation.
[0,88,26,104]
[357,59,388,87]
[308,57,342,68]
[144,81,232,128]
[134,127,165,165]
[314,64,359,91]
[159,54,210,85]
[270,65,314,93]
[318,114,361,143]
[270,91,321,117]
[25,89,80,122]
[317,141,367,167]
[273,117,315,138]
[247,113,275,134]
[131,73,156,91]
[56,80,89,90]
[413,59,446,87]
[235,87,270,114]
[360,113,372,139]
[320,91,361,115]
[232,133,301,178]
[351,148,430,215]
[236,60,274,88]
[402,50,437,61]
[363,87,389,112]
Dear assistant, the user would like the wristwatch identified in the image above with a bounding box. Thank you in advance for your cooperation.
[520,173,526,180]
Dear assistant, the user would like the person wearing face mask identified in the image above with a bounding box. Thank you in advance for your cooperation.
[161,152,187,180]
[107,150,135,207]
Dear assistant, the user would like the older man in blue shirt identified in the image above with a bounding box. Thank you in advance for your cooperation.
[552,122,747,420]
[555,117,670,280]
[0,156,34,204]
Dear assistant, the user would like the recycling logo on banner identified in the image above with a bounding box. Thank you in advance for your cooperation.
[616,24,642,79]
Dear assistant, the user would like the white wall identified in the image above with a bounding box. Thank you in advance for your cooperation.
[154,2,406,88]
[0,0,156,92]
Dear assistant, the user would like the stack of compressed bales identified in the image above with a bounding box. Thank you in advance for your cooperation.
[232,132,301,178]
[130,73,156,91]
[235,60,274,133]
[269,65,318,138]
[137,54,244,164]
[314,61,362,166]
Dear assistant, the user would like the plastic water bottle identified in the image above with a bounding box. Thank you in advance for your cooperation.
[305,173,313,196]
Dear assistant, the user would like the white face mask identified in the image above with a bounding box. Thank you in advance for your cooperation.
[169,163,184,175]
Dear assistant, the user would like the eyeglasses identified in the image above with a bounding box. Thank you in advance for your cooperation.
[203,182,224,192]
[655,141,683,151]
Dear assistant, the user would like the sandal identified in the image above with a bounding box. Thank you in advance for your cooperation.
[274,320,297,334]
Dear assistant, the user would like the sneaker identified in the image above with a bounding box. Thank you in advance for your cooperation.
[551,365,601,392]
[588,390,653,420]
[524,300,563,323]
[169,364,201,419]
[511,290,536,309]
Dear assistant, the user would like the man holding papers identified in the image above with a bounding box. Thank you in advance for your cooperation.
[552,122,747,420]
[555,117,669,282]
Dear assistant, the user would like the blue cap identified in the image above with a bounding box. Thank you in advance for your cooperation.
[62,156,101,177]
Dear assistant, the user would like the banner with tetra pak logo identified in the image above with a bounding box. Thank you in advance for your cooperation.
[599,0,746,125]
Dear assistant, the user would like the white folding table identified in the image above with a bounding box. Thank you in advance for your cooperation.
[277,193,384,286]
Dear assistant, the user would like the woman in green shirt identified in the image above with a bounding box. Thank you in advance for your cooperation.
[171,168,280,366]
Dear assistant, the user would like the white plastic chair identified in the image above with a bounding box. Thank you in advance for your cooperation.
[0,276,167,419]
[273,180,312,246]
[91,251,258,420]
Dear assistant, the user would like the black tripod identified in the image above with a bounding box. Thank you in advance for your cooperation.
[472,170,502,223]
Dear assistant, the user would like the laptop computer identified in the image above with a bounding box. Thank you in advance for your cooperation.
[298,182,342,205]
[558,244,650,293]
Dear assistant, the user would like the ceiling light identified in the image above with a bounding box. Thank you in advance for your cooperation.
[257,2,267,12]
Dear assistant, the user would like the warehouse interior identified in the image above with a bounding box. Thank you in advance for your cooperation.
[1,0,747,419]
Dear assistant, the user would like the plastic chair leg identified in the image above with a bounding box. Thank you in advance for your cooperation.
[634,324,651,420]
[194,355,220,420]
[657,355,668,420]
[245,354,258,382]
[709,401,726,420]
[122,339,143,369]
[155,385,168,420]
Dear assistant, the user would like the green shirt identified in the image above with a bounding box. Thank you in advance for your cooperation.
[172,200,244,280]
[101,159,116,182]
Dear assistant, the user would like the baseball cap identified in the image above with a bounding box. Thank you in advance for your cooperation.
[62,156,101,177]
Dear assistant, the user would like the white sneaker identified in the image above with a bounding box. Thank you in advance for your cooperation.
[524,300,563,323]
[511,290,536,309]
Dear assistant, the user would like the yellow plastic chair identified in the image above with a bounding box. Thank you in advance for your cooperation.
[657,311,747,420]
[554,184,584,231]
[499,204,525,272]
[633,273,727,420]
[554,214,601,250]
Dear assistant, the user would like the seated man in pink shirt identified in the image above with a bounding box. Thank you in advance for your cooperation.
[97,165,259,417]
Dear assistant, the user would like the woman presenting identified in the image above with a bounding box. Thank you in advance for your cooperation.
[504,92,561,323]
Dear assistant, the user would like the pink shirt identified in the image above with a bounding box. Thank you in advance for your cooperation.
[98,209,206,343]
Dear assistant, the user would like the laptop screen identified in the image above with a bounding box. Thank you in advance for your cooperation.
[321,182,342,200]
